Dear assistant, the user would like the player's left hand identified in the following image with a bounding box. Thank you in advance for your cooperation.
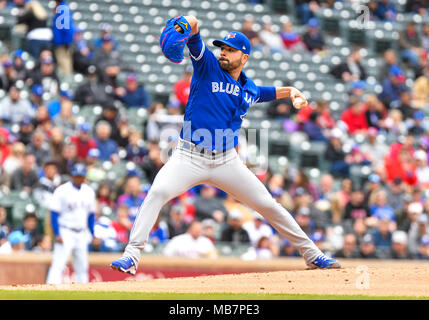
[290,88,308,109]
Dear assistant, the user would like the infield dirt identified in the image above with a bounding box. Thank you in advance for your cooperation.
[2,259,429,297]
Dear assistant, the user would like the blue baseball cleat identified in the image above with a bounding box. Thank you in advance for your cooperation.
[110,256,137,275]
[310,255,341,269]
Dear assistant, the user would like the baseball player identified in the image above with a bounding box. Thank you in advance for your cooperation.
[46,163,97,284]
[111,15,340,274]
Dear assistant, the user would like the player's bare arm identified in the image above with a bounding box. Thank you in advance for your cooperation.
[275,87,308,109]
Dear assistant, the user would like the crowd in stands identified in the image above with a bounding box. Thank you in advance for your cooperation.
[1,0,429,261]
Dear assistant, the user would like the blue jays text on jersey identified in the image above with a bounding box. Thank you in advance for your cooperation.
[179,32,277,152]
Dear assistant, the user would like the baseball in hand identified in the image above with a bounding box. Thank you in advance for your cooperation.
[293,97,306,108]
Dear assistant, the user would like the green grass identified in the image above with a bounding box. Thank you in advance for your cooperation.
[0,290,428,300]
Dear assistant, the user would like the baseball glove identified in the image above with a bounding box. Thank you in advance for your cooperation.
[160,16,192,63]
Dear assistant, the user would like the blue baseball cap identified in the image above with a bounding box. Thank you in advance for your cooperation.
[8,230,29,246]
[31,84,44,97]
[213,31,251,55]
[71,163,87,176]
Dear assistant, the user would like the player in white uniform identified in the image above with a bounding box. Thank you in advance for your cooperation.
[111,15,340,274]
[46,163,97,284]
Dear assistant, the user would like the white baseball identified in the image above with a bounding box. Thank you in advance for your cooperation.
[294,97,305,107]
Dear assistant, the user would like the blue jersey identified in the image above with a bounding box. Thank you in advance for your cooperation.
[180,32,276,152]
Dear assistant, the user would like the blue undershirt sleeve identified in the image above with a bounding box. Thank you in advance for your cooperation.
[88,213,95,237]
[51,211,60,237]
[258,86,277,103]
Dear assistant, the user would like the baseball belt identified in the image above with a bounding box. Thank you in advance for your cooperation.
[177,138,224,159]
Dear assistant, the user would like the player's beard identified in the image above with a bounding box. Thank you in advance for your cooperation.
[218,57,241,72]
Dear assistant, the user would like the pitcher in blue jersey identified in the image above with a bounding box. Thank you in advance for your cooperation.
[111,16,340,274]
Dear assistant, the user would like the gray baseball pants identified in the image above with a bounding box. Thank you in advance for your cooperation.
[123,138,323,267]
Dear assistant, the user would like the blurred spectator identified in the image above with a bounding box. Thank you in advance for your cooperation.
[399,22,423,68]
[33,158,61,209]
[166,204,189,239]
[330,48,367,83]
[360,127,388,167]
[378,66,409,109]
[280,21,305,52]
[163,220,218,258]
[0,230,29,254]
[240,16,263,52]
[405,0,429,15]
[343,188,369,223]
[116,73,151,108]
[372,218,393,258]
[0,59,17,91]
[389,230,412,259]
[242,211,274,247]
[302,18,327,54]
[10,153,39,193]
[279,238,299,257]
[111,204,132,250]
[408,110,426,135]
[149,216,169,246]
[94,120,119,163]
[73,65,113,106]
[16,0,52,59]
[125,130,148,165]
[358,233,378,258]
[95,34,134,87]
[364,94,386,130]
[48,125,64,162]
[412,65,429,109]
[422,23,429,52]
[416,235,429,259]
[32,234,52,252]
[384,109,408,137]
[295,0,320,24]
[93,23,118,50]
[140,142,164,184]
[259,22,284,54]
[223,193,254,224]
[374,0,397,21]
[369,190,396,224]
[17,210,41,250]
[70,122,97,162]
[378,49,406,82]
[297,100,335,129]
[52,99,76,138]
[398,91,416,120]
[94,102,121,142]
[72,27,95,75]
[407,210,428,256]
[16,117,35,146]
[293,206,314,236]
[171,65,193,111]
[288,170,319,201]
[324,128,350,178]
[266,97,294,120]
[0,165,10,194]
[32,105,52,134]
[0,206,11,246]
[117,175,146,222]
[52,0,74,75]
[334,233,360,258]
[194,184,228,223]
[91,215,119,252]
[56,143,77,175]
[95,181,114,211]
[414,150,429,189]
[0,128,11,167]
[27,56,60,95]
[341,96,369,134]
[26,130,51,167]
[301,112,328,142]
[29,84,44,109]
[319,173,335,201]
[220,210,250,244]
[386,177,407,220]
[201,218,217,243]
[0,85,34,124]
[47,89,73,119]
